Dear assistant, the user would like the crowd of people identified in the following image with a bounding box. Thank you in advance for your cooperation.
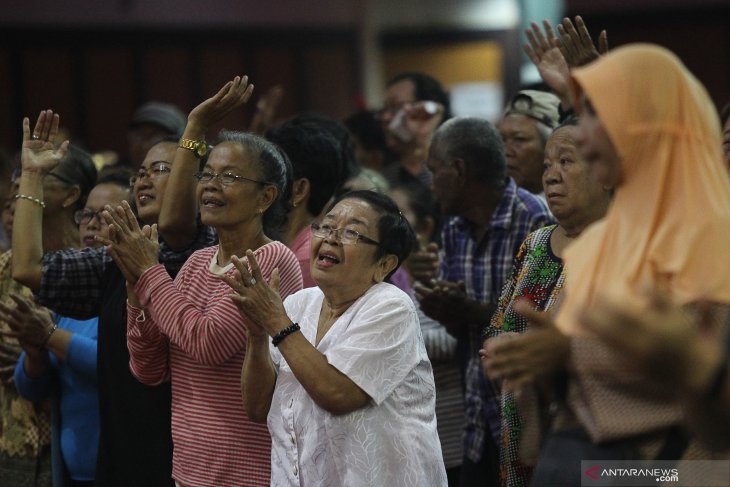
[0,14,728,487]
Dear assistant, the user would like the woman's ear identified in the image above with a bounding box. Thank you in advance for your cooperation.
[291,178,310,209]
[62,185,82,209]
[257,185,278,214]
[373,254,399,283]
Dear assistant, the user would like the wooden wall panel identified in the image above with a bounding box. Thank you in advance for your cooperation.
[0,49,17,156]
[199,47,250,136]
[84,48,136,157]
[252,47,299,123]
[20,48,77,147]
[0,28,358,157]
[142,48,194,112]
[303,45,357,119]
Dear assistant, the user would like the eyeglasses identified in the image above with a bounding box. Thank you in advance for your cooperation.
[74,208,105,225]
[310,222,380,246]
[129,162,172,186]
[193,171,269,187]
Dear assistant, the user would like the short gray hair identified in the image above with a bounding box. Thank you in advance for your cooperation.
[433,117,506,187]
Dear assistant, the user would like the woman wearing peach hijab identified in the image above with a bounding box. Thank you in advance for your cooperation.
[486,44,730,485]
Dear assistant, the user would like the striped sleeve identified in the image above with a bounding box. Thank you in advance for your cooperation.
[134,260,245,366]
[127,301,171,385]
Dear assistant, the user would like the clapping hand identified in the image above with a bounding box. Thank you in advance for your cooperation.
[480,299,570,392]
[0,294,54,350]
[218,250,290,338]
[97,200,160,284]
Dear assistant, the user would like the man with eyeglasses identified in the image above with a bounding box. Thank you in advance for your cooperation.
[379,72,451,189]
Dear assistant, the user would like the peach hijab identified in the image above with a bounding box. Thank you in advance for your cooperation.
[556,44,730,335]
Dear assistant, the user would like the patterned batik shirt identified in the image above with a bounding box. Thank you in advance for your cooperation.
[438,179,554,464]
[484,225,565,487]
[0,251,51,459]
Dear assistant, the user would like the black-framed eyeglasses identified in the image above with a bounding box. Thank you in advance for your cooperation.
[130,162,172,186]
[193,171,270,187]
[311,221,380,246]
[74,208,105,225]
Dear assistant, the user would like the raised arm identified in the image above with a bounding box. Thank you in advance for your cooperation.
[158,76,254,250]
[556,16,608,68]
[12,110,69,291]
[524,20,572,110]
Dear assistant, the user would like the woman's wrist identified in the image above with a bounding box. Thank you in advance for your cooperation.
[182,120,206,140]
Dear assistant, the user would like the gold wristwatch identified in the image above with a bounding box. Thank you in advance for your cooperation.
[178,138,208,158]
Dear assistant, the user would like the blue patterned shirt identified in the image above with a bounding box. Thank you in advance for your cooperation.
[438,178,554,463]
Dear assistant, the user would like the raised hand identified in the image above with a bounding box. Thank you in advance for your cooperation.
[556,16,608,68]
[21,110,69,175]
[248,85,284,136]
[97,200,160,284]
[219,250,290,338]
[524,20,571,103]
[187,75,255,133]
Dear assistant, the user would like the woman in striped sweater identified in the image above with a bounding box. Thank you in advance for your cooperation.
[101,131,303,487]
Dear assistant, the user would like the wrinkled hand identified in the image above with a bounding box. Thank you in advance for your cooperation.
[21,110,69,175]
[415,279,470,336]
[218,250,290,338]
[556,16,608,68]
[524,20,571,102]
[581,293,726,396]
[248,85,284,136]
[188,75,255,131]
[0,339,22,385]
[481,299,570,391]
[0,294,54,348]
[407,242,440,284]
[97,200,160,284]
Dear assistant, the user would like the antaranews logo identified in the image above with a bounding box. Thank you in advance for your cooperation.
[581,460,729,486]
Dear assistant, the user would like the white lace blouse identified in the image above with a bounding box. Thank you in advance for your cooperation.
[268,283,447,487]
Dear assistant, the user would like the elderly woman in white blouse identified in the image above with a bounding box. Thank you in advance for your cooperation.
[223,190,447,486]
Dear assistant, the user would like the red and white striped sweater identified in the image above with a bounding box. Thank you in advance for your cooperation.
[127,242,303,487]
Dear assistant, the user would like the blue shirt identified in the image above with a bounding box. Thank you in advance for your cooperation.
[15,315,99,481]
[439,178,554,463]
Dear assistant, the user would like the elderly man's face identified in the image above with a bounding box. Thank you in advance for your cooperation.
[498,114,546,195]
[425,139,460,216]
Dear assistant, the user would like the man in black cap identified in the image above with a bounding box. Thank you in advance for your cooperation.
[127,101,186,168]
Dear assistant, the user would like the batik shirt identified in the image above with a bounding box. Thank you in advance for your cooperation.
[0,251,51,459]
[484,225,564,486]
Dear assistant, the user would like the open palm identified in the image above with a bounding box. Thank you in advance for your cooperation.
[21,109,69,174]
